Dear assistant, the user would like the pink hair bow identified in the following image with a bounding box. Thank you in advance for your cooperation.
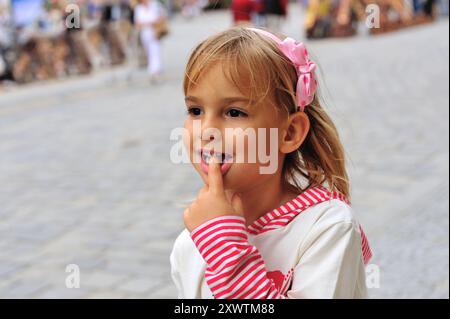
[248,28,317,112]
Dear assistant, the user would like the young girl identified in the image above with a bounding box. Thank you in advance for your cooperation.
[170,27,372,299]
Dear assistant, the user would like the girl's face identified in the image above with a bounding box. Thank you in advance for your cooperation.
[184,63,287,193]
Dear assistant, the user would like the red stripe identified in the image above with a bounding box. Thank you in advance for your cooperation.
[358,226,372,265]
[241,276,272,299]
[295,195,309,207]
[194,227,247,248]
[226,268,268,299]
[310,188,327,201]
[207,248,244,271]
[233,272,269,299]
[250,220,264,231]
[207,256,263,292]
[289,199,300,210]
[254,281,275,299]
[300,191,315,206]
[191,217,245,241]
[206,253,262,287]
[212,261,265,298]
[263,221,291,228]
[269,211,278,219]
[206,250,259,282]
[305,188,321,202]
[193,221,246,244]
[202,240,250,262]
[195,229,247,252]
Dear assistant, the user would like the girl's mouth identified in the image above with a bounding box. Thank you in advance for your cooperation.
[199,149,233,175]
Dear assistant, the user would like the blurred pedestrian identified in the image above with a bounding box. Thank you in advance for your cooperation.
[422,0,438,17]
[0,5,10,81]
[304,0,332,38]
[231,0,255,25]
[412,0,438,16]
[181,0,204,19]
[134,0,166,82]
[304,0,362,39]
[65,0,92,75]
[0,0,12,49]
[101,0,127,65]
[252,0,267,27]
[264,0,288,31]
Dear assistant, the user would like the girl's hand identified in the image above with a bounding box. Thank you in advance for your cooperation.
[184,157,244,232]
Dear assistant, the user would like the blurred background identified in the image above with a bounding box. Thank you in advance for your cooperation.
[0,0,448,298]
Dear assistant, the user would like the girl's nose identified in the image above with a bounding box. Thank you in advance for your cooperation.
[201,128,220,142]
[201,116,222,142]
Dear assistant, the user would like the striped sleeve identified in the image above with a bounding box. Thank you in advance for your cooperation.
[190,216,287,299]
[359,225,373,265]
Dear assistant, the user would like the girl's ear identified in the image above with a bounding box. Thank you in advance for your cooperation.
[280,112,310,154]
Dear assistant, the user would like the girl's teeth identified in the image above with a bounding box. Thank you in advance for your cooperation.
[202,152,211,164]
[201,151,232,165]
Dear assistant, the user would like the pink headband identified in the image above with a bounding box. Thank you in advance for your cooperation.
[248,28,317,112]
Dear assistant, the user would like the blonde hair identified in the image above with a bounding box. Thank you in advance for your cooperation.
[183,27,350,199]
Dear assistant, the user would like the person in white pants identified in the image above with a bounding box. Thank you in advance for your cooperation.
[134,0,164,81]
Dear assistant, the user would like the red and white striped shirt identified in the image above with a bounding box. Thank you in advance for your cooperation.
[170,186,372,299]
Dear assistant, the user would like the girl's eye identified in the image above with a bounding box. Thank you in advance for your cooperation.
[226,109,248,118]
[187,107,202,116]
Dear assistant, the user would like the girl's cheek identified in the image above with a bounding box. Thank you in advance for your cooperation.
[229,129,259,164]
[183,120,194,159]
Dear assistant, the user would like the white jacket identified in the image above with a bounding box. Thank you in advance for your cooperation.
[170,186,372,299]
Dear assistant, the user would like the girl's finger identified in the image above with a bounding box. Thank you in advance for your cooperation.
[208,157,224,195]
[198,186,208,197]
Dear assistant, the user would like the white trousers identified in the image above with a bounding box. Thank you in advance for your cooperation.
[140,28,162,76]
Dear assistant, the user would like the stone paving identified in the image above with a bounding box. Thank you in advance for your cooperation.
[0,4,448,298]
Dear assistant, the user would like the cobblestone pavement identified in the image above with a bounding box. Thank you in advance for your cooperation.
[0,5,448,299]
